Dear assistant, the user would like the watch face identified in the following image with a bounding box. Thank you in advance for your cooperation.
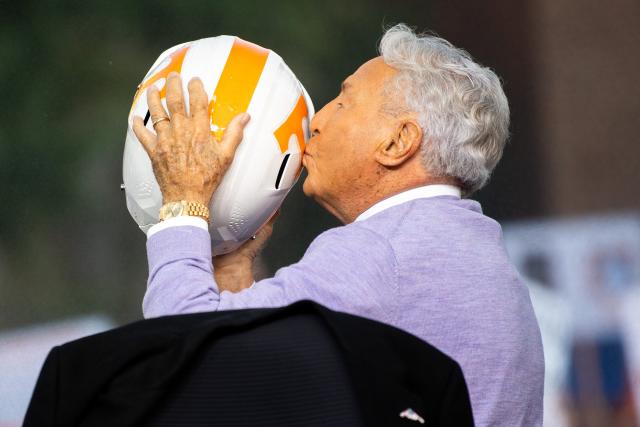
[170,202,184,217]
[160,201,185,220]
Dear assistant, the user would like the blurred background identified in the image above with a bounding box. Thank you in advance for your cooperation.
[1,0,639,425]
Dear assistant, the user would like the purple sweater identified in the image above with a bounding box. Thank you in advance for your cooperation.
[144,196,544,426]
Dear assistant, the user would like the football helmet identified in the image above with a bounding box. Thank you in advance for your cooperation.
[122,36,314,255]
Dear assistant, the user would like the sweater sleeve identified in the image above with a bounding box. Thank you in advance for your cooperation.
[142,224,398,322]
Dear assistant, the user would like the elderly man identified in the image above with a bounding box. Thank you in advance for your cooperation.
[133,24,544,426]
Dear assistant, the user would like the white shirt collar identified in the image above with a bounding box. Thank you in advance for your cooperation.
[354,184,461,222]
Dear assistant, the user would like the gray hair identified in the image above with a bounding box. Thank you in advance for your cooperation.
[379,24,510,195]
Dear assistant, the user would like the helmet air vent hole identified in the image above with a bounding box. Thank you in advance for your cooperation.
[274,154,290,190]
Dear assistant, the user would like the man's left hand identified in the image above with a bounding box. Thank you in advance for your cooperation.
[132,72,250,206]
[213,212,279,292]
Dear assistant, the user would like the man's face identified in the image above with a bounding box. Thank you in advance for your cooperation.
[302,57,398,218]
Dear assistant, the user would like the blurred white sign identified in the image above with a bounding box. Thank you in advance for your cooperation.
[503,214,640,339]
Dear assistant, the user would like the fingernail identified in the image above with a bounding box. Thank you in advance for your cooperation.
[240,113,251,125]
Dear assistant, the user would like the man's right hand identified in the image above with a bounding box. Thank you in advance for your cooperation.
[132,72,250,206]
[213,213,278,293]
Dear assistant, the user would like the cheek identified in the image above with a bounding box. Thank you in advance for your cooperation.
[311,113,366,178]
[320,126,356,163]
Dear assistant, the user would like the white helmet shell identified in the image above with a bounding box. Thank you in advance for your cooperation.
[123,36,314,255]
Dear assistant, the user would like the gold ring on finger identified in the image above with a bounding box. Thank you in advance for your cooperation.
[152,116,170,127]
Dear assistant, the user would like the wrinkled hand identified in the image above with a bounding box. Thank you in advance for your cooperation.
[133,72,250,206]
[213,212,279,293]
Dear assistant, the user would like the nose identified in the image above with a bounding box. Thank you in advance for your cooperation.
[310,116,320,138]
[309,102,328,138]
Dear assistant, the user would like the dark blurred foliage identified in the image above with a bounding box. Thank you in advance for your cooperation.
[0,0,442,327]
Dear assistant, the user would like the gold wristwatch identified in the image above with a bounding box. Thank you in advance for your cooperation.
[159,200,210,222]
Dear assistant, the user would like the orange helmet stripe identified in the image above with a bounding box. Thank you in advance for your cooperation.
[274,94,308,154]
[130,45,190,115]
[209,38,269,141]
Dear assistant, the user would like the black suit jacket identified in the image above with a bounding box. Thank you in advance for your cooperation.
[24,301,473,426]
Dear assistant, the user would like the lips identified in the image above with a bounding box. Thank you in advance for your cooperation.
[302,152,312,168]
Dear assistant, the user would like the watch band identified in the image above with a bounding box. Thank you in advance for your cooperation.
[184,201,210,221]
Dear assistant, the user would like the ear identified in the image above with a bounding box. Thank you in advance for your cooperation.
[374,119,423,167]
